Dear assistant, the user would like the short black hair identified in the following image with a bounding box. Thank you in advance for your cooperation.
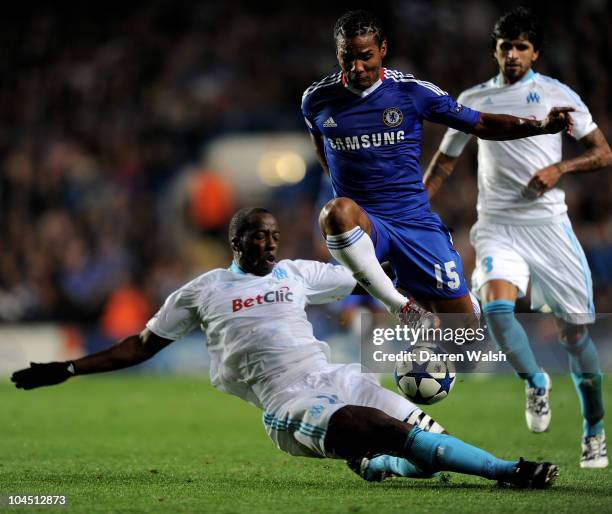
[228,207,271,244]
[333,10,385,47]
[491,7,542,51]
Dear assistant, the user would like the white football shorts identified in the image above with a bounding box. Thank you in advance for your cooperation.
[470,215,595,324]
[262,363,417,458]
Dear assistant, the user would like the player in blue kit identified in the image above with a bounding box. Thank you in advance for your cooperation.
[302,10,574,319]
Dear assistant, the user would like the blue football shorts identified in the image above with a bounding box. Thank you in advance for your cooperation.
[366,210,469,301]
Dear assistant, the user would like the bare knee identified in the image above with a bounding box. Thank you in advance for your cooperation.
[319,197,368,236]
[558,322,587,347]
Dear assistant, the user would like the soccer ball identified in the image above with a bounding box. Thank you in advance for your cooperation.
[394,344,456,405]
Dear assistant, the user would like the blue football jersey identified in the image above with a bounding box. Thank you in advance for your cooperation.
[302,68,480,220]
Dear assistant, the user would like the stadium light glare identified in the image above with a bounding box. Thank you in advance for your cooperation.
[276,153,306,183]
[257,151,306,186]
[257,152,284,186]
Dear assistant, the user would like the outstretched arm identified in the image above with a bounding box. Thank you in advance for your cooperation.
[71,329,172,374]
[423,151,460,200]
[11,329,173,390]
[472,107,574,141]
[525,128,612,196]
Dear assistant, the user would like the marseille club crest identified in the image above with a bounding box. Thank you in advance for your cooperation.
[382,107,403,127]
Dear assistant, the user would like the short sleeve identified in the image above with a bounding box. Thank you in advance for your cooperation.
[412,81,480,133]
[293,260,356,305]
[439,127,472,157]
[550,81,597,141]
[146,279,202,340]
[438,91,474,157]
[301,93,322,137]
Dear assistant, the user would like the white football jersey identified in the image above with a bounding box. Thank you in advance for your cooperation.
[146,260,356,410]
[439,71,597,224]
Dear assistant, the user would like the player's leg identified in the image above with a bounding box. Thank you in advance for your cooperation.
[471,222,550,431]
[421,294,475,314]
[480,279,551,432]
[261,372,439,480]
[325,405,557,488]
[339,366,445,481]
[319,197,411,315]
[529,217,606,465]
[481,280,548,386]
[264,367,556,487]
[555,321,606,468]
[422,293,480,331]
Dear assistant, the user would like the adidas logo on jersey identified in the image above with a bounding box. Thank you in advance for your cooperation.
[482,97,493,105]
[323,117,338,128]
[232,286,294,312]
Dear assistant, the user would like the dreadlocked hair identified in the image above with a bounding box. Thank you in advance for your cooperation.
[334,10,385,47]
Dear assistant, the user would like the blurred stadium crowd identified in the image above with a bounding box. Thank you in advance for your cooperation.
[1,0,610,337]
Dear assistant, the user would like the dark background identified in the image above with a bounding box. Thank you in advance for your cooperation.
[1,0,610,333]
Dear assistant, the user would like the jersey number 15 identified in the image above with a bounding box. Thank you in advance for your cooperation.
[434,261,460,290]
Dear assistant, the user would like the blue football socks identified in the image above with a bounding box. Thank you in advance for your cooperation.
[562,332,604,436]
[366,454,437,479]
[404,427,518,481]
[483,301,547,389]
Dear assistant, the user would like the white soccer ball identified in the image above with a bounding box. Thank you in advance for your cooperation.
[394,344,456,405]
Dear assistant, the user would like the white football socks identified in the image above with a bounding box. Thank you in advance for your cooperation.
[326,226,408,313]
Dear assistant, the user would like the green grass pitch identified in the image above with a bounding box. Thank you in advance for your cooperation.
[1,374,611,513]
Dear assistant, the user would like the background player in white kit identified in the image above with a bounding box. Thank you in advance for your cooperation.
[11,207,559,488]
[424,7,612,468]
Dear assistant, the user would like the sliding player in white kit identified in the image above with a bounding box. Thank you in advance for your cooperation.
[12,207,559,488]
[425,7,612,468]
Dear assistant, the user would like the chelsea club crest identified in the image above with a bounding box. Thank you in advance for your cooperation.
[382,107,403,127]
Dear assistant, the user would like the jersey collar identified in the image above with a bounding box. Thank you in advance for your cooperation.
[229,260,277,277]
[494,68,535,87]
[229,260,247,275]
[342,67,385,97]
